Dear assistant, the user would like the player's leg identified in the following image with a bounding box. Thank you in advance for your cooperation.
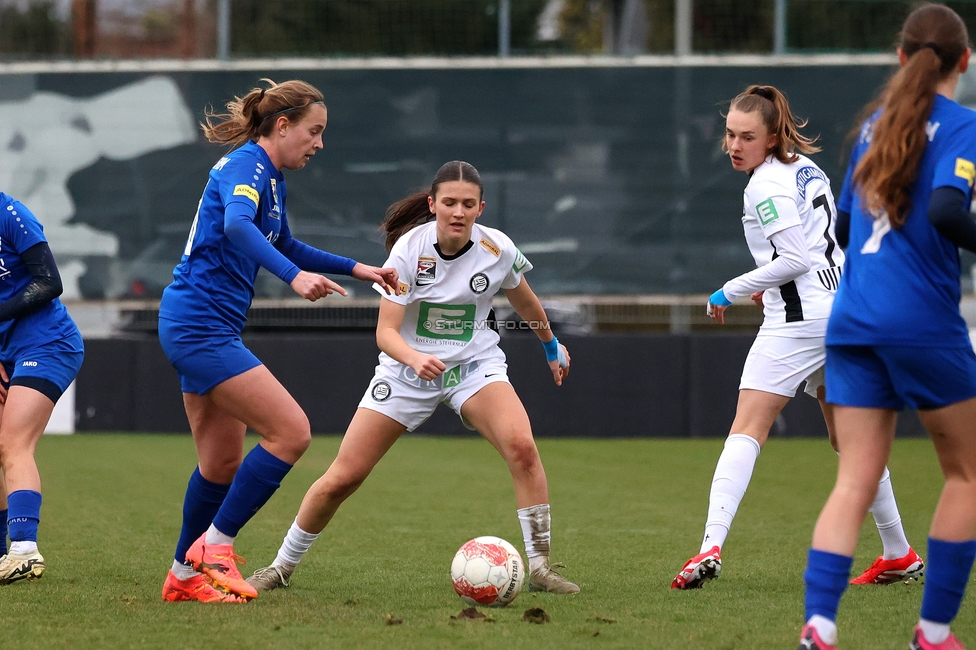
[821,393,923,585]
[910,397,976,648]
[181,364,312,600]
[672,388,789,589]
[163,391,246,603]
[460,381,579,594]
[247,408,406,591]
[802,405,895,648]
[0,386,54,584]
[0,467,7,557]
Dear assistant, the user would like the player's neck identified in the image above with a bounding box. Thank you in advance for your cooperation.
[936,73,960,101]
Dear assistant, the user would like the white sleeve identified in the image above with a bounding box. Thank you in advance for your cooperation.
[722,225,811,300]
[373,240,412,305]
[501,246,533,290]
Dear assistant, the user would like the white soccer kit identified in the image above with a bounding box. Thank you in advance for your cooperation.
[728,154,845,397]
[360,221,532,430]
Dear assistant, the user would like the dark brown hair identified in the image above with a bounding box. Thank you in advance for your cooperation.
[724,84,821,164]
[852,3,969,227]
[381,161,483,251]
[201,78,325,146]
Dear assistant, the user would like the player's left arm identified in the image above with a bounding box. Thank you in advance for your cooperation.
[0,241,63,322]
[503,276,569,386]
[274,222,398,294]
[928,138,976,253]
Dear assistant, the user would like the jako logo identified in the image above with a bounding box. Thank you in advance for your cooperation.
[21,361,37,366]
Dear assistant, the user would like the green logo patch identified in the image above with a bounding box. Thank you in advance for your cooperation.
[756,198,780,225]
[417,302,476,341]
[513,248,529,273]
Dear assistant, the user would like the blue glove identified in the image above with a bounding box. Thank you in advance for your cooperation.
[709,288,732,307]
[542,336,568,369]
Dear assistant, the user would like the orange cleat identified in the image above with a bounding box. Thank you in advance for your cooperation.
[161,570,245,603]
[671,545,722,589]
[184,534,259,600]
[850,548,924,585]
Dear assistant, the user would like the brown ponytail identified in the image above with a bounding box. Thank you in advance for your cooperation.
[852,3,968,228]
[725,84,820,163]
[201,78,325,146]
[381,161,484,251]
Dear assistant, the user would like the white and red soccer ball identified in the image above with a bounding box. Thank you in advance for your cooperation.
[450,536,525,607]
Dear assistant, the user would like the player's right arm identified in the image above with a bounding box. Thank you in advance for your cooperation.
[376,299,445,381]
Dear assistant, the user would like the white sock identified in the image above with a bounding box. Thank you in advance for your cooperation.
[205,524,235,546]
[868,467,911,560]
[170,559,199,581]
[274,519,319,568]
[9,541,37,554]
[517,503,551,572]
[700,434,761,554]
[919,619,951,645]
[808,615,838,645]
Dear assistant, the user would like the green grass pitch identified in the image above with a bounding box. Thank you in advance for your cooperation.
[3,434,970,649]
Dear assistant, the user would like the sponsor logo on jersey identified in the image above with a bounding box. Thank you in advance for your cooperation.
[512,248,529,273]
[417,302,476,341]
[233,184,260,205]
[795,166,827,199]
[926,120,941,142]
[817,265,842,291]
[956,158,976,187]
[21,360,37,367]
[213,156,230,171]
[469,272,489,294]
[480,238,500,257]
[397,281,410,296]
[396,359,480,389]
[416,256,436,286]
[371,381,392,401]
[269,178,281,219]
[756,198,780,225]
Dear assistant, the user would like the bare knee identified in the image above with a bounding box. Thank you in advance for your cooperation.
[199,455,241,484]
[271,412,312,458]
[503,435,541,477]
[319,468,366,503]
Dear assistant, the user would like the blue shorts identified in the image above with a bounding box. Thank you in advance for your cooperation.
[826,344,976,410]
[158,317,261,395]
[1,329,85,403]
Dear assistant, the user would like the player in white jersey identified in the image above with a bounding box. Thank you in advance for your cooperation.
[246,161,580,595]
[672,85,922,589]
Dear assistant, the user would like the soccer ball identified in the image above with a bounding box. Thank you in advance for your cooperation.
[450,536,525,607]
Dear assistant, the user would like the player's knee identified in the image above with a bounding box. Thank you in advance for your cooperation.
[323,471,365,501]
[504,435,541,475]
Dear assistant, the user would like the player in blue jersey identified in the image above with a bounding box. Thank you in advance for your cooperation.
[158,79,398,603]
[800,6,976,650]
[0,194,83,585]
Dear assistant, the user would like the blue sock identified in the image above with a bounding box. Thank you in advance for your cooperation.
[7,490,42,543]
[0,508,7,555]
[804,548,853,622]
[921,537,976,624]
[212,445,292,538]
[174,468,231,563]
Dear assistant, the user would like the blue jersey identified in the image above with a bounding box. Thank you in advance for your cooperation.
[160,141,292,333]
[0,193,79,355]
[828,95,976,348]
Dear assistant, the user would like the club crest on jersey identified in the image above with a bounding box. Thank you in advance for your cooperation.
[796,166,826,199]
[416,256,436,286]
[269,178,281,220]
[371,381,392,401]
[470,272,489,294]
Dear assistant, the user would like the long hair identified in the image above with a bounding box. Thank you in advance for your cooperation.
[381,161,483,252]
[724,84,821,164]
[201,78,325,146]
[852,3,969,227]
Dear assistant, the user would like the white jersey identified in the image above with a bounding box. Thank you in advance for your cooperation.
[740,154,845,336]
[375,221,532,365]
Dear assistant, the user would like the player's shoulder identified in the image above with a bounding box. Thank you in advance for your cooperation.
[934,97,976,141]
[212,141,269,176]
[389,220,434,257]
[746,157,798,199]
[471,224,517,260]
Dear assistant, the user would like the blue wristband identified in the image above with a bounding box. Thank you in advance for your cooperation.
[709,288,732,307]
[542,336,560,362]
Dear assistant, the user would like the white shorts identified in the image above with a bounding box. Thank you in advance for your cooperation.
[358,351,511,432]
[739,335,825,399]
